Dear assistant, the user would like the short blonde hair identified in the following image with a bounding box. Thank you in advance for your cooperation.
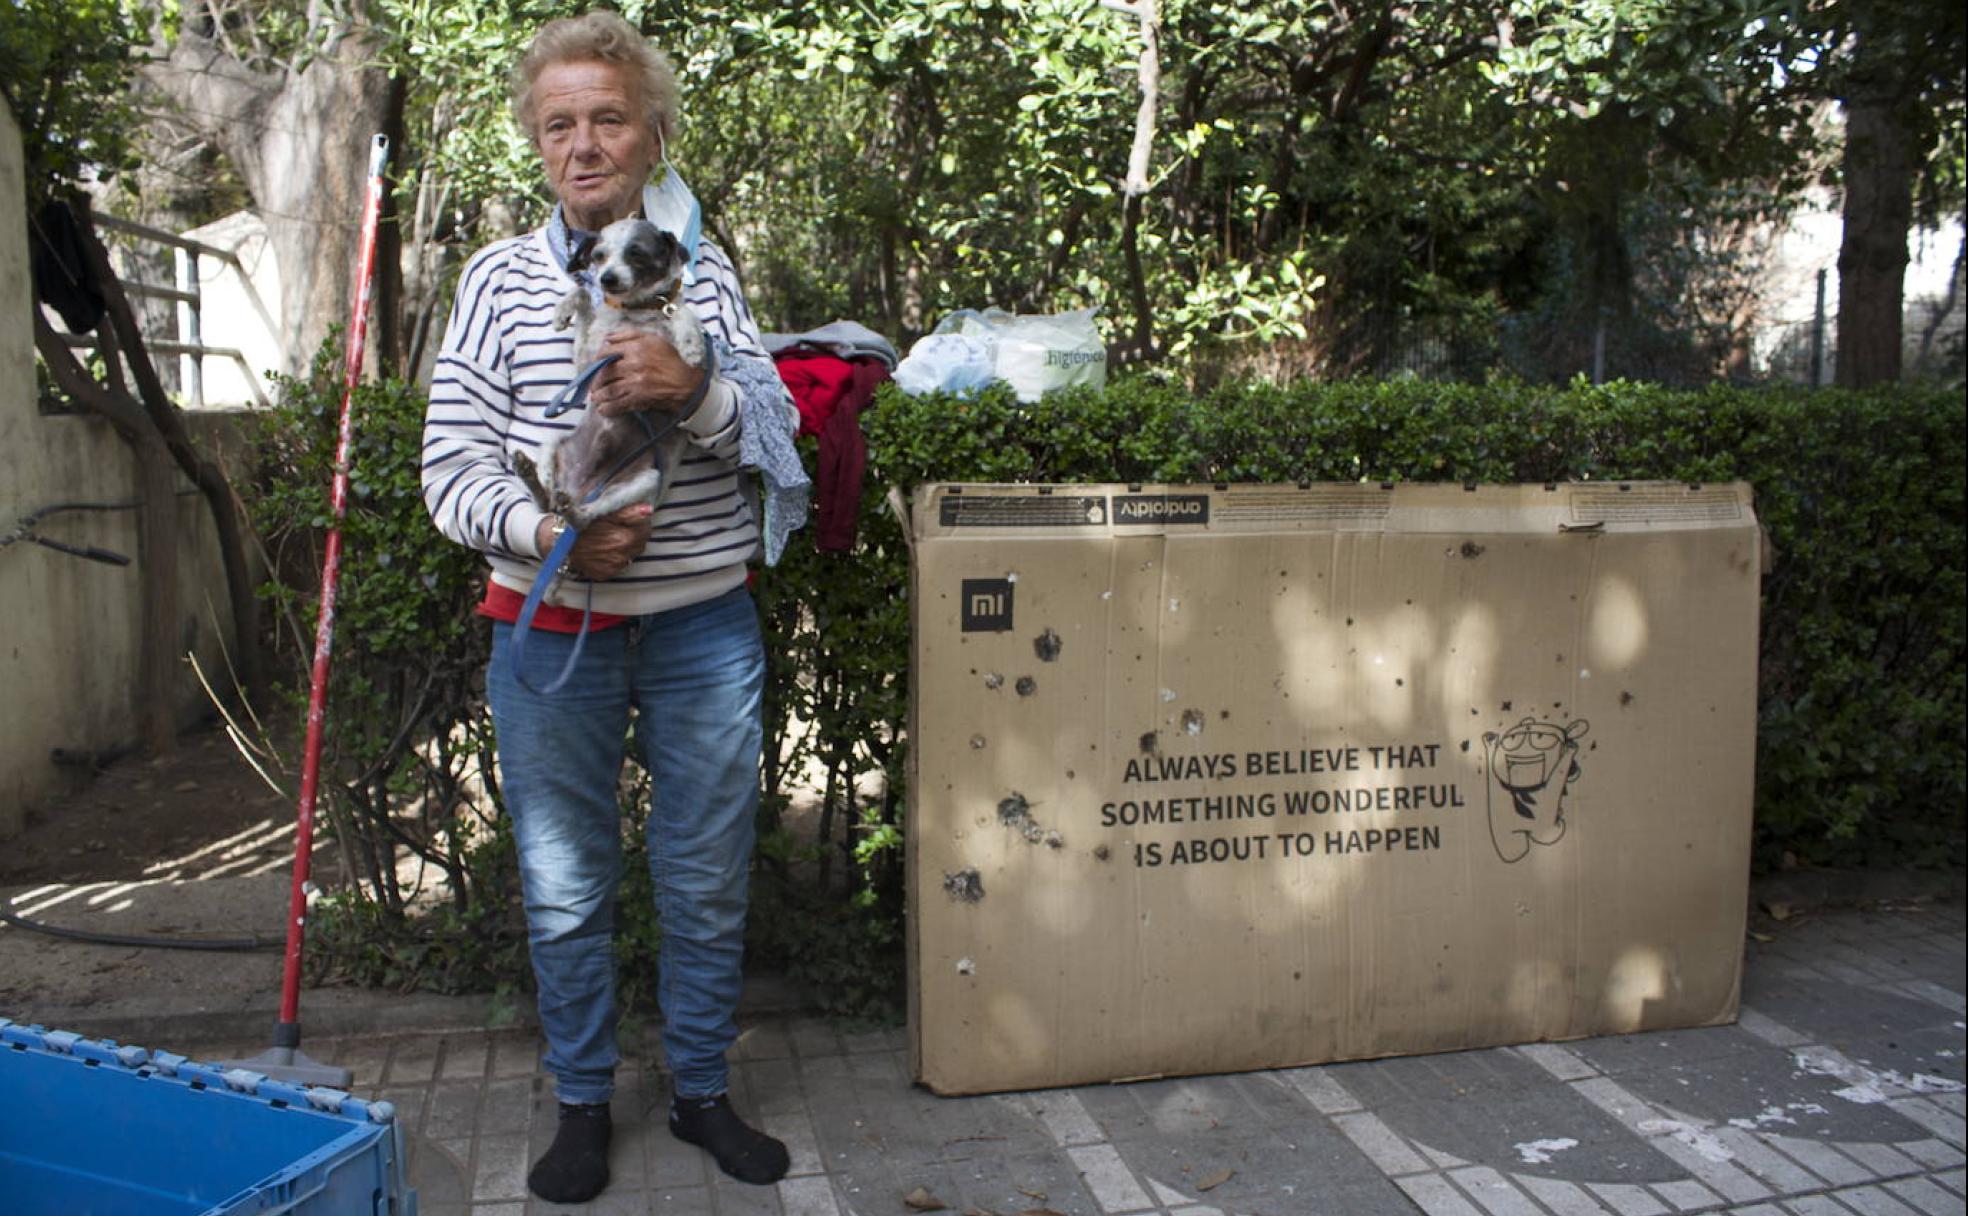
[511,9,679,144]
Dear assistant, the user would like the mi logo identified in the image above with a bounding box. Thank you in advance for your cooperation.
[961,578,1014,632]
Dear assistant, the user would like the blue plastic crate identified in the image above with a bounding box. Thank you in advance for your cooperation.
[0,1019,416,1215]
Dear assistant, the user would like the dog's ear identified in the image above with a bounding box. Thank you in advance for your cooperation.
[622,225,681,277]
[648,229,684,271]
[568,234,598,273]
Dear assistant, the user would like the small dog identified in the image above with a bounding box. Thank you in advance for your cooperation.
[513,217,707,534]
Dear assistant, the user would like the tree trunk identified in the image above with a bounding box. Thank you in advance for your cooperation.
[141,21,395,376]
[372,72,409,377]
[1835,97,1913,387]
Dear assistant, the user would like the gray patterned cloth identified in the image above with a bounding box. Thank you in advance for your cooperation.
[761,319,899,369]
[717,336,811,565]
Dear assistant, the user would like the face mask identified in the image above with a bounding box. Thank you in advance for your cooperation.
[642,136,702,285]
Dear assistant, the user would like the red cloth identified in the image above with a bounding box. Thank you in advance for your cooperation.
[815,359,888,553]
[775,354,857,438]
[477,580,627,633]
[772,349,890,553]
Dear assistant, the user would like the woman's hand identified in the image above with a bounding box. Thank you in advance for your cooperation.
[591,329,706,417]
[536,503,653,581]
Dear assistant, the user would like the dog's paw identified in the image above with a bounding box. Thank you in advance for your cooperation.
[670,318,708,368]
[513,450,547,503]
[552,291,588,332]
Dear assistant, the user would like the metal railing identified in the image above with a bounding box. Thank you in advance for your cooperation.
[58,214,271,408]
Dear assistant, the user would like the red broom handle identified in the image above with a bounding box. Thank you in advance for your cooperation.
[278,134,390,1032]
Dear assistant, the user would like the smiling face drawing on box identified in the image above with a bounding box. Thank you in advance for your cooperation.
[1485,715,1590,863]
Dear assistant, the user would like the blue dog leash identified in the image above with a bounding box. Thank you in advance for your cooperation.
[543,352,622,419]
[510,347,717,694]
[511,354,622,694]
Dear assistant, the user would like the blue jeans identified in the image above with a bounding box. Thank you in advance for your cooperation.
[487,586,764,1104]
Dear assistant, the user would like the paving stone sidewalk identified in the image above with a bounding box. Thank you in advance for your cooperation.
[162,899,1967,1216]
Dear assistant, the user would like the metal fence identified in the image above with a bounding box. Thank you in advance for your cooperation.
[1359,265,1964,388]
[1361,314,1752,388]
[1363,313,1963,389]
[50,214,268,411]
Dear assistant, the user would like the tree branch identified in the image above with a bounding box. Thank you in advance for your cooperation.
[1121,0,1163,198]
[1330,9,1398,125]
[1117,0,1162,361]
[145,23,280,121]
[1390,37,1496,92]
[66,195,267,702]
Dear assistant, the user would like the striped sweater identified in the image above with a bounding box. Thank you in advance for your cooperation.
[422,227,786,616]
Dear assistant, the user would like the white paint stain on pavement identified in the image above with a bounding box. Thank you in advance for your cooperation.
[1793,1045,1967,1105]
[1728,1101,1826,1129]
[1512,1137,1579,1165]
[1638,1119,1736,1163]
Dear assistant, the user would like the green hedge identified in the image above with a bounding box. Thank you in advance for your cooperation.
[278,371,1963,1023]
[764,377,1964,937]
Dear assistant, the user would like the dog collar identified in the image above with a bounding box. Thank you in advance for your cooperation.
[608,288,682,317]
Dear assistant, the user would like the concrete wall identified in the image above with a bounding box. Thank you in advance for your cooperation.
[1,101,245,838]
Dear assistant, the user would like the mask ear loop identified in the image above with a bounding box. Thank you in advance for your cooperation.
[639,129,667,226]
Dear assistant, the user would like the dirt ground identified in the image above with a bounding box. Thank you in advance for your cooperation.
[1,716,299,888]
[4,704,838,893]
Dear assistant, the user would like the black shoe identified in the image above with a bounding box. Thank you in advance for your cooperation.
[528,1101,612,1203]
[669,1092,790,1184]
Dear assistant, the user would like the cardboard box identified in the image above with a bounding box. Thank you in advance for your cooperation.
[905,481,1761,1096]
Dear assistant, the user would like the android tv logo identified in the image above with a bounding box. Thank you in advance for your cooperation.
[1485,716,1590,863]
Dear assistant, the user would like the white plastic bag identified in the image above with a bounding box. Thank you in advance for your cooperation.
[983,307,1107,403]
[892,332,998,397]
[897,308,1108,401]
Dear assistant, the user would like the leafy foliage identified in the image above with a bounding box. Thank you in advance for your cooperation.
[240,339,523,989]
[0,0,150,203]
[364,0,1906,382]
[745,504,912,1024]
[12,1,1963,386]
[1774,0,1968,221]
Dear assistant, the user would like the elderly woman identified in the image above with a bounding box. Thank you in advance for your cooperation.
[421,9,801,1204]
